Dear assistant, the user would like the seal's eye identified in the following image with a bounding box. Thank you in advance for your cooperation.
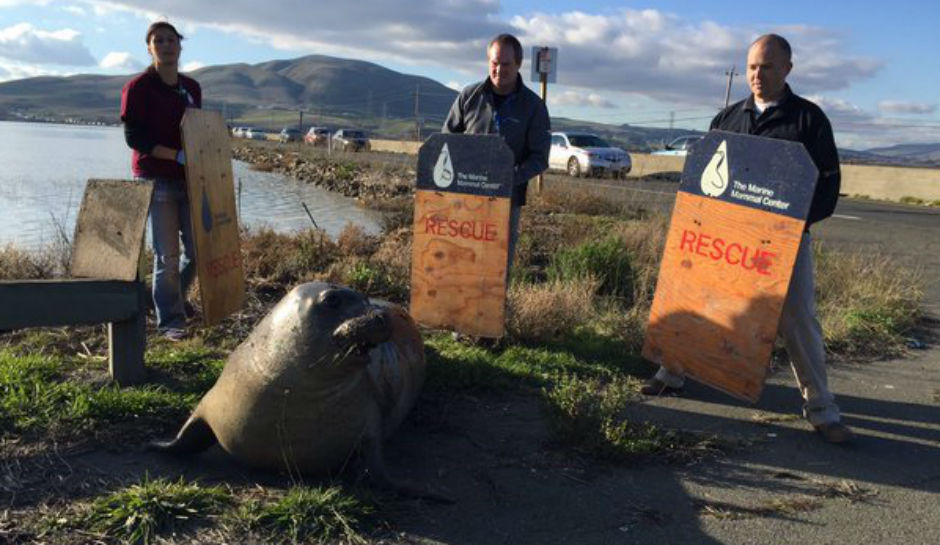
[321,291,341,309]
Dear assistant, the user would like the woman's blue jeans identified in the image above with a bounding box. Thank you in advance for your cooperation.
[148,177,196,332]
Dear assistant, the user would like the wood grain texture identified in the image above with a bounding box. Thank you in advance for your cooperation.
[70,179,153,281]
[410,190,510,338]
[642,192,805,402]
[181,109,245,326]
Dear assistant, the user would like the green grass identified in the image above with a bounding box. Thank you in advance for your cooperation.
[546,237,634,301]
[230,486,374,545]
[423,330,645,394]
[80,476,231,545]
[0,348,202,438]
[545,374,730,463]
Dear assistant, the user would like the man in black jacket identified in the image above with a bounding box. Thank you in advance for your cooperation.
[642,34,854,444]
[443,33,551,272]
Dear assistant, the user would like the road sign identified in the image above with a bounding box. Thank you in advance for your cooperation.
[530,46,558,84]
[410,134,514,338]
[181,109,245,326]
[642,130,818,402]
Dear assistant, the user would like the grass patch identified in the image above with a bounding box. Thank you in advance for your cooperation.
[543,374,726,463]
[0,349,196,439]
[547,237,634,301]
[815,247,923,359]
[229,485,374,545]
[507,277,598,344]
[423,331,643,394]
[77,476,231,545]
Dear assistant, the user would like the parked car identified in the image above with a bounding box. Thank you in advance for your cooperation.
[651,135,703,156]
[304,126,331,146]
[278,128,303,143]
[549,132,631,178]
[231,126,247,138]
[245,128,268,141]
[332,129,370,152]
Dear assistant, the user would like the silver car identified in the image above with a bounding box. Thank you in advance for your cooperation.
[549,132,632,178]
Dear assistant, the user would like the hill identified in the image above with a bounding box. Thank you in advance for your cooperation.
[0,54,936,161]
[0,54,457,127]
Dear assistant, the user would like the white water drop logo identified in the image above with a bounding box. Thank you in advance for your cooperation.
[433,143,454,188]
[700,140,730,197]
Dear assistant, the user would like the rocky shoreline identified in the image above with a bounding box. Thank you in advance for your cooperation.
[231,144,415,206]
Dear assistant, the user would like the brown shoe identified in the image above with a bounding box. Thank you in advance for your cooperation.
[639,377,683,396]
[814,422,855,444]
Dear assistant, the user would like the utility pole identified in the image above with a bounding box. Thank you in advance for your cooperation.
[298,110,303,132]
[414,84,420,141]
[724,65,739,108]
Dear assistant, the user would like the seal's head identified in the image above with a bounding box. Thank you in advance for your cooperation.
[245,283,391,382]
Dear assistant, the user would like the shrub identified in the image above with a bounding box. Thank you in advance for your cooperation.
[547,237,634,301]
[815,245,923,359]
[507,277,599,343]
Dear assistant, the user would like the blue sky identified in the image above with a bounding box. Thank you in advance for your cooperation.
[0,0,937,149]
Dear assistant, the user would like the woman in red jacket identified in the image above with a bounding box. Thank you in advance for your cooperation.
[120,21,201,341]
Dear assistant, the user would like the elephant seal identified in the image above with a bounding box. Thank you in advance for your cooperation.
[152,282,427,489]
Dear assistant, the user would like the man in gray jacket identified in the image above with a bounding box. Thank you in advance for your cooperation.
[443,33,551,271]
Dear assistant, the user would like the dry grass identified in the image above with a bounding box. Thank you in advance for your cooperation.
[531,183,632,217]
[239,226,338,285]
[0,244,63,280]
[815,246,924,358]
[507,277,599,343]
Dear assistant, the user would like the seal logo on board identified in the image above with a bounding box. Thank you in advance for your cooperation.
[433,143,454,188]
[700,140,730,197]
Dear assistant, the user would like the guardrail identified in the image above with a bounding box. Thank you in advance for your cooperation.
[369,140,939,203]
[0,279,147,385]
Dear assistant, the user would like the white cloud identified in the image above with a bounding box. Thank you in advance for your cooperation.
[807,95,939,149]
[549,90,617,109]
[99,51,143,71]
[878,100,937,115]
[0,0,51,5]
[62,4,87,16]
[0,23,96,65]
[88,3,879,112]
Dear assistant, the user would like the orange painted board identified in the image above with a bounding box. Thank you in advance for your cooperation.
[642,191,805,402]
[410,190,510,338]
[181,109,245,326]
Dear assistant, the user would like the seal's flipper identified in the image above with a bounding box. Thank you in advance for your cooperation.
[358,436,455,504]
[149,415,217,455]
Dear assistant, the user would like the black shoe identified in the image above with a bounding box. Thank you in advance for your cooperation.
[639,377,683,396]
[814,422,855,444]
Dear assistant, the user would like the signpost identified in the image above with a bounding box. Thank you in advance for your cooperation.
[181,109,245,326]
[642,131,818,402]
[410,133,515,338]
[530,46,557,194]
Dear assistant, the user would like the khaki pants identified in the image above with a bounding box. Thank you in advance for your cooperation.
[654,232,840,426]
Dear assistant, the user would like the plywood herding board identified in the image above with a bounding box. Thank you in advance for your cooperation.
[642,191,805,402]
[70,179,153,281]
[181,109,244,326]
[410,190,511,338]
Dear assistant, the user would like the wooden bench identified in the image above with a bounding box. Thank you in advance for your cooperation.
[0,279,147,385]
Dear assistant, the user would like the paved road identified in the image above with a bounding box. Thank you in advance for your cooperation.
[545,174,940,314]
[536,174,940,545]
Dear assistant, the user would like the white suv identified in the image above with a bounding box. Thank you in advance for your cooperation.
[549,132,632,178]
